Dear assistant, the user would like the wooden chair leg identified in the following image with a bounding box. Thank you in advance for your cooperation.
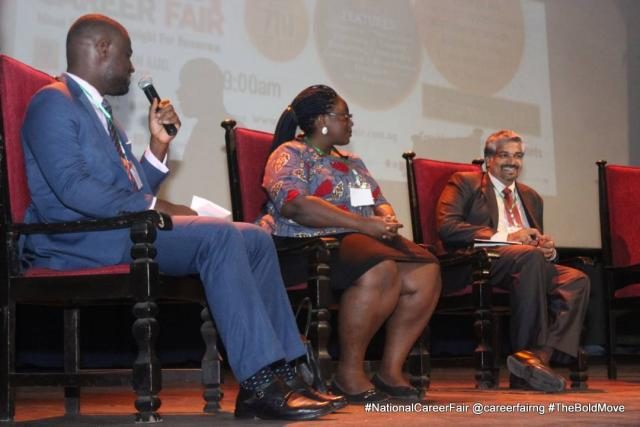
[0,304,15,421]
[200,307,222,413]
[473,279,499,389]
[493,314,503,370]
[407,326,431,390]
[63,308,80,415]
[309,307,331,393]
[473,309,498,388]
[130,218,163,422]
[308,243,334,391]
[570,347,589,390]
[608,310,618,379]
[132,300,162,423]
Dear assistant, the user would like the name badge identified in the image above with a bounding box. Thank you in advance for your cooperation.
[350,187,374,207]
[129,163,144,191]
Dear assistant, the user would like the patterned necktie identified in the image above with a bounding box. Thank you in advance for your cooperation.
[101,99,135,185]
[502,187,524,228]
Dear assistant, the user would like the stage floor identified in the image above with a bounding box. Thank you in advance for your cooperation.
[9,362,640,426]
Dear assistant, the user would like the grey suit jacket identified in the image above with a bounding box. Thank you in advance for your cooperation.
[436,171,543,249]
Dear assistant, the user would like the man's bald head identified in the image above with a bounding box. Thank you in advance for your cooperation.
[65,14,134,96]
[66,14,128,71]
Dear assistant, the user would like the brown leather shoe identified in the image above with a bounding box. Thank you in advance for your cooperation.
[507,350,565,392]
[235,377,334,420]
[286,375,348,410]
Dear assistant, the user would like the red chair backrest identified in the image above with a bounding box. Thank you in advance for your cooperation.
[605,164,640,267]
[232,127,273,222]
[0,55,55,223]
[412,158,482,246]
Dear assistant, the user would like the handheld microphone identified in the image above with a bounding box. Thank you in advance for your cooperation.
[138,76,178,136]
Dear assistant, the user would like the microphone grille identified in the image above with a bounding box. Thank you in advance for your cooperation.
[138,75,153,89]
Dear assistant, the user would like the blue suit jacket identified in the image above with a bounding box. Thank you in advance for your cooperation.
[21,75,168,270]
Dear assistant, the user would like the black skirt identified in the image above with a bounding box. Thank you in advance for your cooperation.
[274,233,438,290]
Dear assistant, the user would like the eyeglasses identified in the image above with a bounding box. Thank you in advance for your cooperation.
[326,112,353,121]
[494,152,525,160]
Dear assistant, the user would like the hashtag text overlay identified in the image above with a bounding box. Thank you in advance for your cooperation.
[364,401,626,415]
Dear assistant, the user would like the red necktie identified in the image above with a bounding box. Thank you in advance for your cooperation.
[503,187,524,228]
[101,99,135,185]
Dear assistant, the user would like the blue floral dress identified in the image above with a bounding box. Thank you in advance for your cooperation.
[260,139,436,289]
[261,139,386,237]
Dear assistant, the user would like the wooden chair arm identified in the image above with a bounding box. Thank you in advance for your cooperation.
[10,210,172,235]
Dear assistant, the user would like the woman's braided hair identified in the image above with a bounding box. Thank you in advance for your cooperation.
[270,84,339,153]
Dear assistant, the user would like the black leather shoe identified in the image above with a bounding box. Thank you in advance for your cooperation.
[509,374,535,390]
[371,374,424,402]
[330,380,389,405]
[507,350,565,392]
[286,375,348,410]
[235,377,334,420]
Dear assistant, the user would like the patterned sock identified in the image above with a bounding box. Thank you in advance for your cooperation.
[273,361,297,382]
[240,366,276,391]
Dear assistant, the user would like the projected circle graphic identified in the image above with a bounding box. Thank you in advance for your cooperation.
[314,0,422,110]
[416,0,525,95]
[245,0,309,62]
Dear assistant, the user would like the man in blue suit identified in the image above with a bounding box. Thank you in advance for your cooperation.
[21,13,340,420]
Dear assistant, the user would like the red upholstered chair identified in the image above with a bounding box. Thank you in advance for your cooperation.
[405,152,589,390]
[222,120,432,390]
[0,54,221,422]
[221,119,336,387]
[597,160,640,379]
[403,152,504,389]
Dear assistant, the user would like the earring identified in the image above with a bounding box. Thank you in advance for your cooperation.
[321,126,328,135]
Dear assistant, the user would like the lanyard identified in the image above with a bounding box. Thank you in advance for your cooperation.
[79,85,112,120]
[352,168,366,188]
[79,87,129,161]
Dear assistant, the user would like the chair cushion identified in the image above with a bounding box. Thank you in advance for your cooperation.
[444,284,509,297]
[614,283,640,299]
[23,264,130,277]
[285,282,307,291]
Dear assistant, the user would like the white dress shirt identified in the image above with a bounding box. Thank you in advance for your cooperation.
[488,172,530,242]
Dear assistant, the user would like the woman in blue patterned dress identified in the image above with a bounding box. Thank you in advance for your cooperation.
[260,85,441,404]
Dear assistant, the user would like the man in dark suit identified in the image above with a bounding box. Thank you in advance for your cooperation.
[20,14,339,420]
[436,129,589,392]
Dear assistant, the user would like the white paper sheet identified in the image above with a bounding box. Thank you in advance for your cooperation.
[190,195,232,221]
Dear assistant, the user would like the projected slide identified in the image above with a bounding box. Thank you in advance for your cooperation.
[2,0,555,206]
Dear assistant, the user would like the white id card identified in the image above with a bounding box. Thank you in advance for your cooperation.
[350,187,374,207]
[130,163,144,190]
